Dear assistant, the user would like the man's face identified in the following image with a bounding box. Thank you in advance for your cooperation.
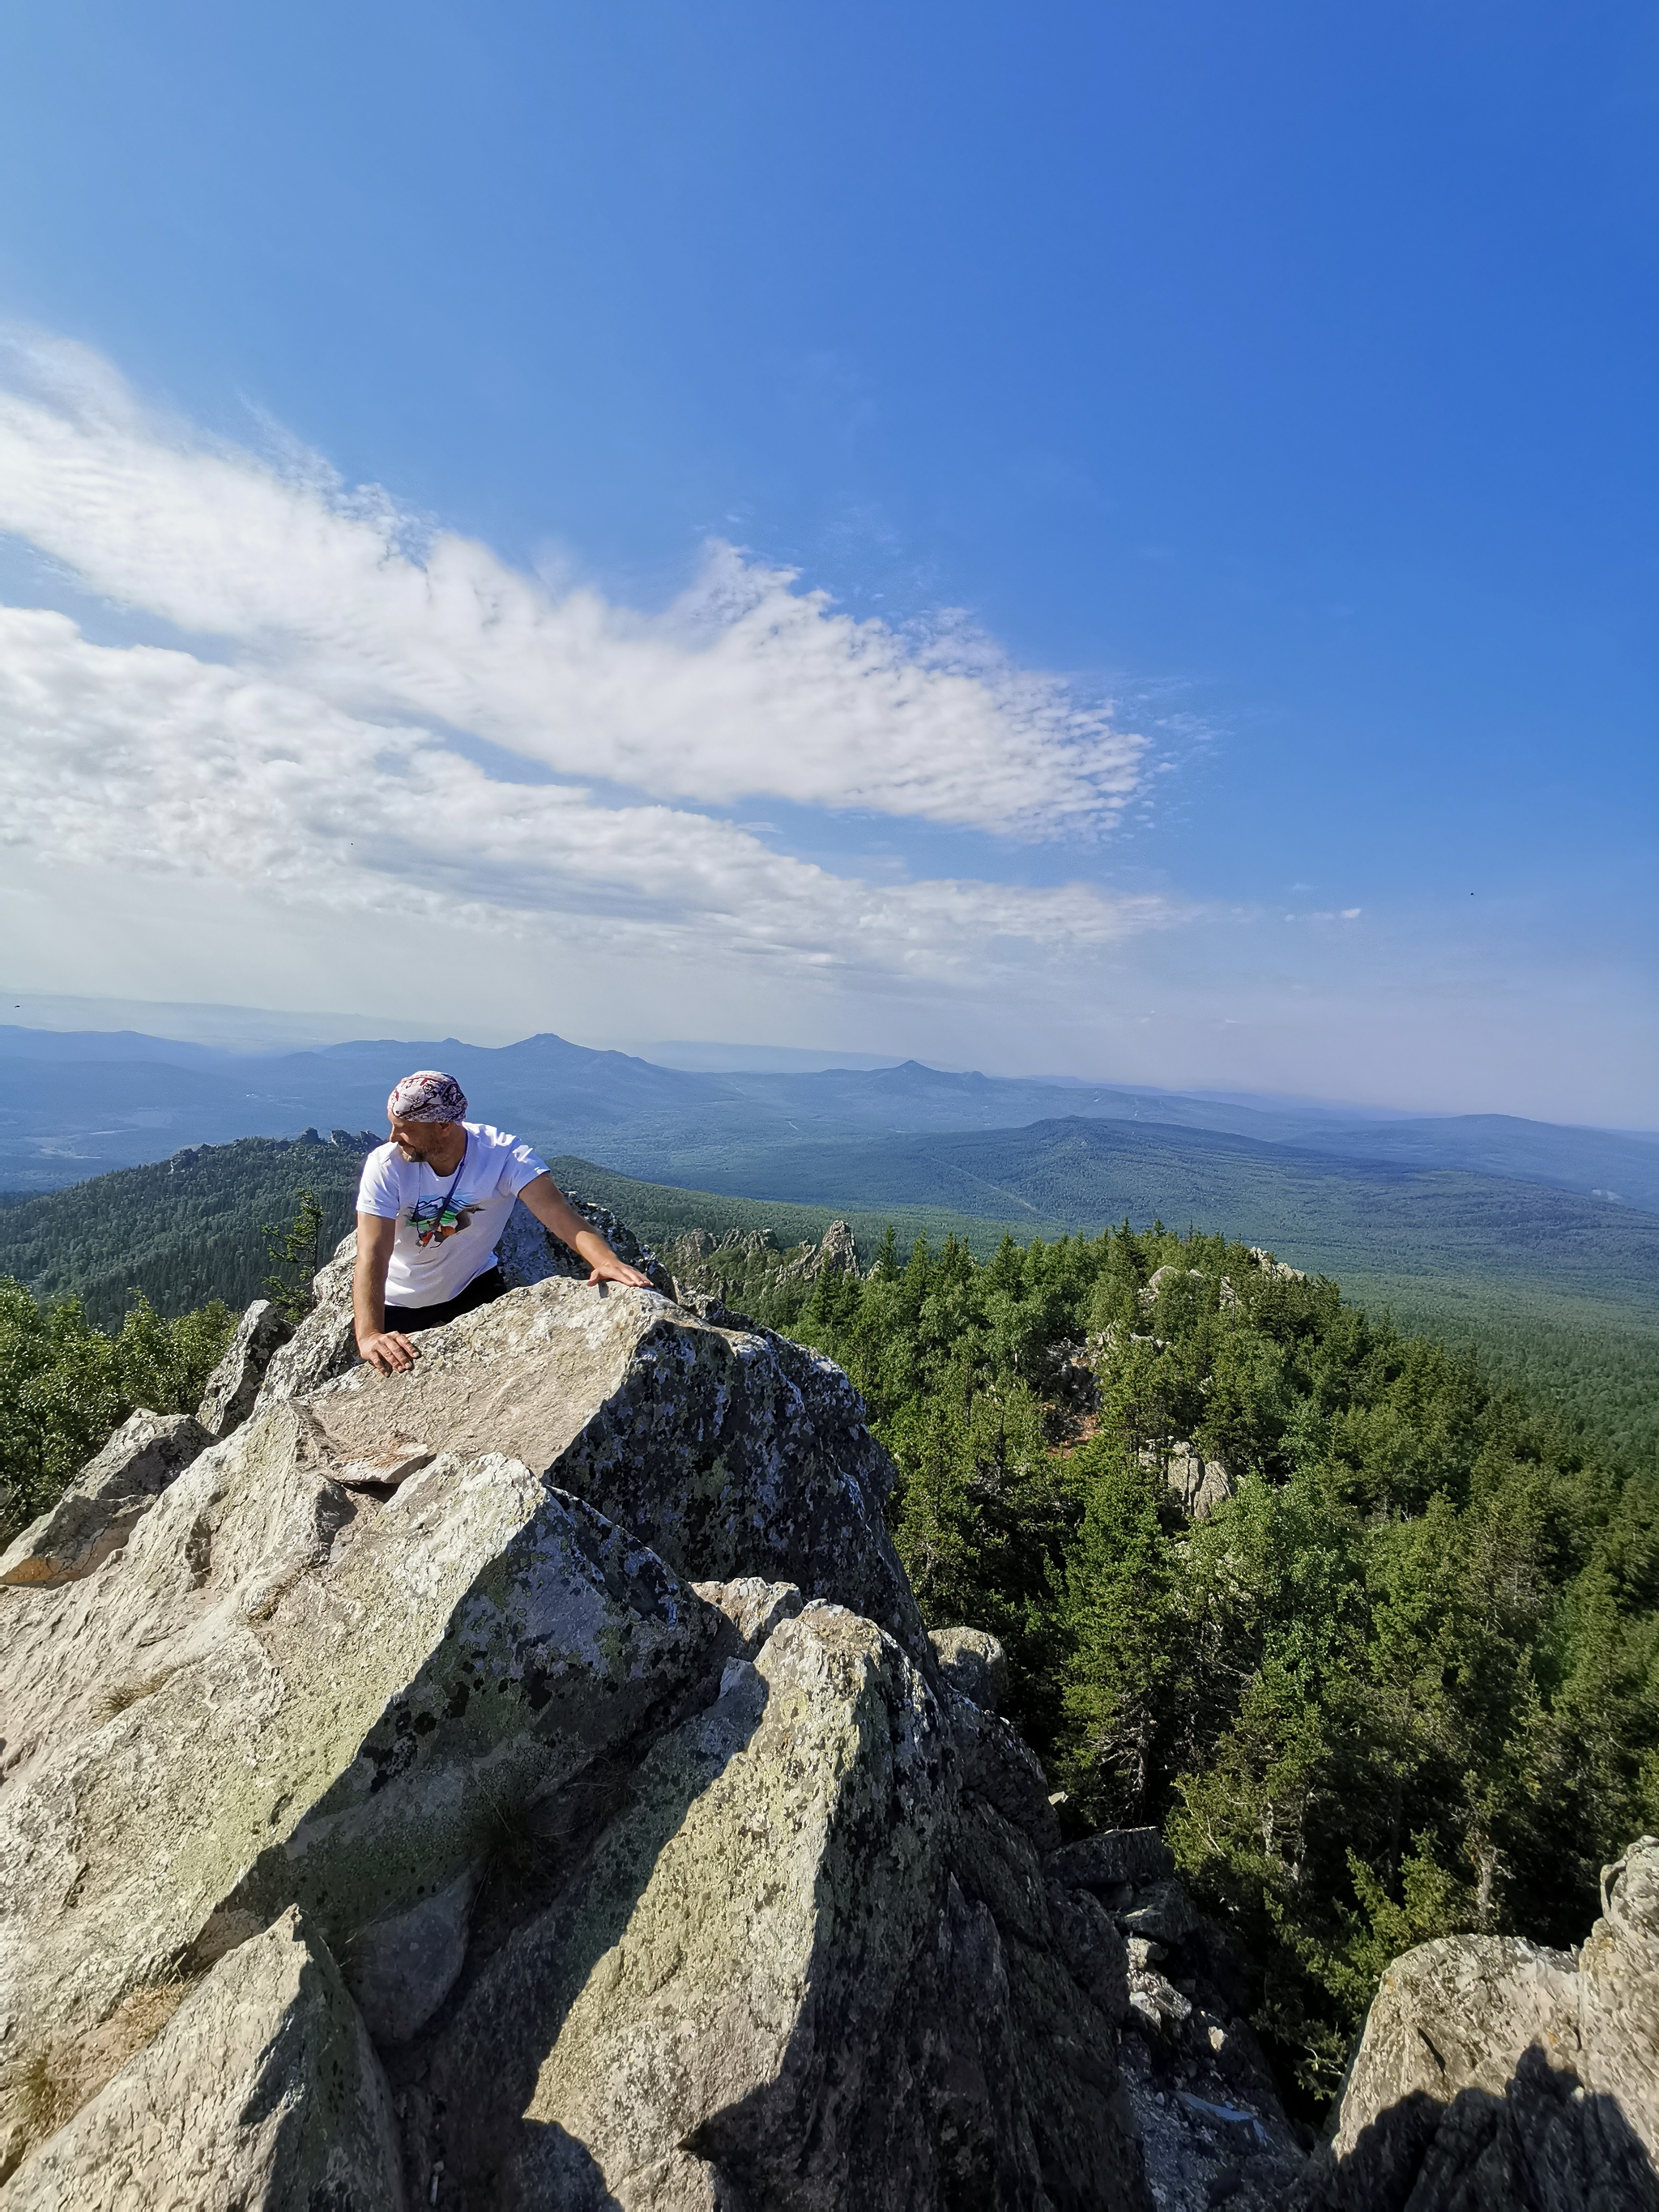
[389,1115,458,1163]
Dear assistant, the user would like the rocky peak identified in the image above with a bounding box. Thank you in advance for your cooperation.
[0,1219,1147,2209]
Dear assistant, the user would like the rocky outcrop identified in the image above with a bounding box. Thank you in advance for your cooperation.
[194,1297,292,1439]
[2,1909,405,2212]
[1147,1443,1233,1524]
[662,1220,862,1318]
[0,1411,207,1588]
[1296,1836,1659,2210]
[295,1277,923,1661]
[808,1219,860,1281]
[19,1221,1644,2209]
[0,1267,1151,2208]
[258,1234,362,1402]
[495,1194,674,1298]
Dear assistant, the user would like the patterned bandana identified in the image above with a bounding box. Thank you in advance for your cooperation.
[386,1070,469,1124]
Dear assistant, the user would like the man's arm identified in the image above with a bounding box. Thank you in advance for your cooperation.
[517,1175,654,1288]
[353,1213,421,1374]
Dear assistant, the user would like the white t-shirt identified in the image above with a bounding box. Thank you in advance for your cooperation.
[356,1123,548,1307]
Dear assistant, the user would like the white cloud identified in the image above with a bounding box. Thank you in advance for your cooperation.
[0,334,1145,837]
[0,607,1170,985]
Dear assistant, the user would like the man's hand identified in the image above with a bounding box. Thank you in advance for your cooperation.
[358,1328,421,1375]
[586,1253,654,1290]
[517,1174,657,1291]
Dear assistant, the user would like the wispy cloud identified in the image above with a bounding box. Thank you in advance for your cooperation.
[0,606,1169,984]
[0,334,1146,838]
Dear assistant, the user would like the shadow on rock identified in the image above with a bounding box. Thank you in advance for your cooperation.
[415,1654,772,2207]
[1299,2044,1659,2212]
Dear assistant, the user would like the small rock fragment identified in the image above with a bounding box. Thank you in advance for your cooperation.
[929,1624,1009,1711]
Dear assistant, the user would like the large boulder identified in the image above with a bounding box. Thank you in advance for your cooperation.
[930,1624,1009,1711]
[296,1276,924,1662]
[257,1194,673,1410]
[0,1411,207,1588]
[2,1908,404,2212]
[0,1409,717,2176]
[1298,1835,1659,2210]
[424,1601,953,2207]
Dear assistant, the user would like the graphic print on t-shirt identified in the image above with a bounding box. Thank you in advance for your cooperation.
[408,1194,481,1247]
[356,1123,549,1306]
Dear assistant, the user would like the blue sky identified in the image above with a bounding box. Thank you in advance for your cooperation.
[0,2,1653,1119]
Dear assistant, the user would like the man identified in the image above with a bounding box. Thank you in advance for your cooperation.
[353,1069,652,1375]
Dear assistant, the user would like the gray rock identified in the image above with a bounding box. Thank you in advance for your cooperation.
[0,1411,207,1588]
[1049,1825,1175,1895]
[1047,1877,1132,2022]
[689,1574,804,1656]
[259,1198,674,1412]
[1123,1877,1199,1946]
[770,1217,859,1285]
[299,1276,923,1660]
[1247,1247,1305,1281]
[1164,1444,1234,1523]
[0,1411,717,2165]
[497,1189,673,1294]
[426,1602,957,2206]
[812,1217,860,1278]
[256,1231,360,1403]
[948,1770,1149,2208]
[949,1689,1062,1853]
[931,1624,1009,1711]
[194,1298,292,1440]
[1578,1837,1659,2163]
[2,1907,404,2210]
[0,1218,1167,2208]
[1299,1835,1659,2210]
[344,1863,480,2046]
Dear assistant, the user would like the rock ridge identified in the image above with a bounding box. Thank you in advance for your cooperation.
[0,1251,1149,2207]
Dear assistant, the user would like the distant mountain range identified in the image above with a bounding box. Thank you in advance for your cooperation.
[3,1023,1657,1217]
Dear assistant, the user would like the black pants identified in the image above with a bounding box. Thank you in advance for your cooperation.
[383,1266,508,1334]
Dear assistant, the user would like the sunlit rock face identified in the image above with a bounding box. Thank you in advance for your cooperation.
[0,1268,1153,2209]
[1293,1837,1659,2212]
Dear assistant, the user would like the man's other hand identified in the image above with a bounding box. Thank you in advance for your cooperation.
[359,1328,421,1374]
[586,1255,654,1289]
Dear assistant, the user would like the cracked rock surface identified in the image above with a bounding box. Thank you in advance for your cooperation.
[0,1275,1146,2207]
[1293,1835,1659,2211]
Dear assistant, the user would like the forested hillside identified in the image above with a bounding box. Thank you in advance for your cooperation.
[742,1225,1659,2104]
[0,1130,378,1329]
[5,1132,1657,1462]
[0,1138,1034,1332]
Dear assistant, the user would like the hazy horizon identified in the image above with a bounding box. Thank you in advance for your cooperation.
[4,987,1656,1140]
